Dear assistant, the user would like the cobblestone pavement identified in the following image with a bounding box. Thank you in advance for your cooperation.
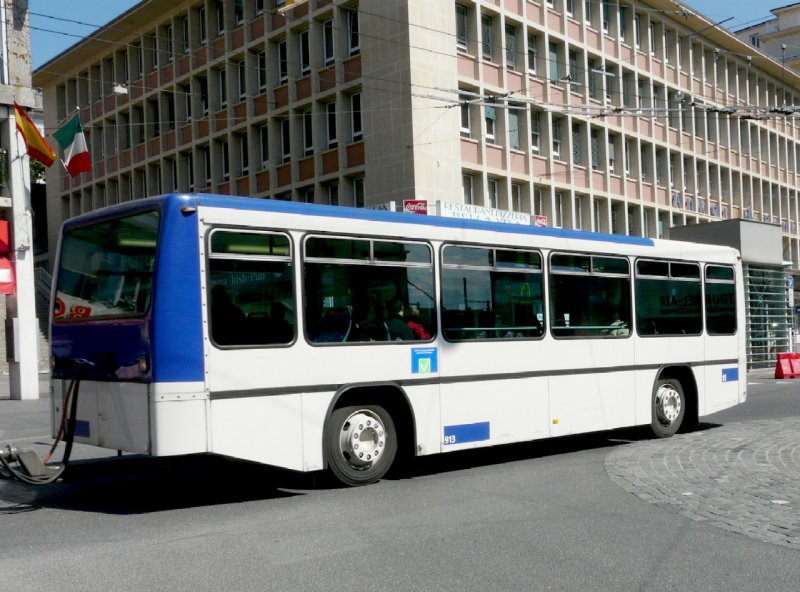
[605,418,800,550]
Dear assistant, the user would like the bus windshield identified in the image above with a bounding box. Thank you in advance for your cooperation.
[54,210,160,321]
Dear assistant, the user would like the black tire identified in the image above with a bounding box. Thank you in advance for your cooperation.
[650,378,685,438]
[326,404,397,486]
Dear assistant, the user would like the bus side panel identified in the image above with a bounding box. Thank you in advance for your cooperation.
[52,380,150,454]
[548,339,635,436]
[150,381,209,456]
[703,335,742,416]
[209,395,306,471]
[406,384,441,456]
[440,377,549,452]
[151,203,205,383]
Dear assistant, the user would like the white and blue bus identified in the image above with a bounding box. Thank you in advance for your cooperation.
[50,194,746,485]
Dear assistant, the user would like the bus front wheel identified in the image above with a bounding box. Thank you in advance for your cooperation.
[326,404,397,486]
[650,379,685,438]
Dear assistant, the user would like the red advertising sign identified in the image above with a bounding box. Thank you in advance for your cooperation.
[403,200,428,215]
[534,215,548,227]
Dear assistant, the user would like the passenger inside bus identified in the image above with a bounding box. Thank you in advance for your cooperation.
[406,304,431,340]
[210,285,247,345]
[387,299,414,341]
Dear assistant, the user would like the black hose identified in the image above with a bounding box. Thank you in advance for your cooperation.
[0,362,90,486]
[61,377,81,466]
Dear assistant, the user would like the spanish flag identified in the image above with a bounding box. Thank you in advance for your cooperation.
[13,102,56,167]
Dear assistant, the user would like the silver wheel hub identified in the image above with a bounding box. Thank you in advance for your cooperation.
[655,384,681,425]
[338,410,386,470]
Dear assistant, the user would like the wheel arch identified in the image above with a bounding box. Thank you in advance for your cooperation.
[656,364,698,430]
[323,382,417,468]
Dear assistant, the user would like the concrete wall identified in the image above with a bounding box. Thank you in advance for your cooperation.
[670,219,784,266]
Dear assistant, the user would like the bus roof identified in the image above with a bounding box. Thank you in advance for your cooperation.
[62,193,740,259]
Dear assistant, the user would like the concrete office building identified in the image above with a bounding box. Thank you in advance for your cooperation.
[736,3,800,71]
[32,0,800,367]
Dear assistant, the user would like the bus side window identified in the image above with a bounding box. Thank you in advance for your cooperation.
[207,230,296,348]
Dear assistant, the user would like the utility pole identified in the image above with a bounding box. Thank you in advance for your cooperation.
[1,0,40,399]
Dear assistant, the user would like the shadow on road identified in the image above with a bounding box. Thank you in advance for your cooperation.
[1,422,726,514]
[0,454,312,515]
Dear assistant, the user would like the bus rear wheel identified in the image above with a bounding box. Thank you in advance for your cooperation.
[650,378,685,438]
[326,404,397,486]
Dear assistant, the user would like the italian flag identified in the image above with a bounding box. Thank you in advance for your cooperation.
[53,114,91,177]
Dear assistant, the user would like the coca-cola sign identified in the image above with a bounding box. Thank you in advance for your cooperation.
[403,199,428,215]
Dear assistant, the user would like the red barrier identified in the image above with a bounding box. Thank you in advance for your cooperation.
[774,353,800,379]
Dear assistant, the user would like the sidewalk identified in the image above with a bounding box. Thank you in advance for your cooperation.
[0,374,53,443]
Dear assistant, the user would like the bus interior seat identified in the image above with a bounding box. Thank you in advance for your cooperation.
[314,307,352,342]
[353,320,390,342]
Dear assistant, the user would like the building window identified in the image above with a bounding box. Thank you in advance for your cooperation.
[511,183,523,212]
[133,43,143,78]
[237,59,246,100]
[255,0,264,16]
[625,139,633,176]
[281,118,291,163]
[182,84,192,122]
[199,6,207,45]
[527,33,537,74]
[182,17,190,53]
[303,110,313,156]
[485,105,496,143]
[487,178,498,209]
[221,139,230,181]
[278,40,288,85]
[348,9,360,56]
[326,101,338,148]
[239,134,248,175]
[258,50,267,91]
[608,137,616,173]
[199,75,209,115]
[216,1,225,35]
[462,174,474,204]
[505,24,517,69]
[327,183,339,206]
[533,187,544,216]
[548,42,559,82]
[353,176,365,208]
[552,117,562,158]
[456,3,468,51]
[351,92,362,141]
[260,125,269,166]
[165,25,173,63]
[530,108,540,152]
[218,67,227,108]
[481,14,493,61]
[460,92,472,137]
[234,0,244,25]
[509,107,520,150]
[300,29,310,75]
[555,192,564,227]
[568,50,578,93]
[202,146,211,187]
[323,19,334,66]
[591,129,600,169]
[572,124,582,165]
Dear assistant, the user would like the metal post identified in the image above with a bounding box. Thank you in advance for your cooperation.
[4,104,39,399]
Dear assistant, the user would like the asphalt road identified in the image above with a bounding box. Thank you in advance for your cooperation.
[1,375,798,591]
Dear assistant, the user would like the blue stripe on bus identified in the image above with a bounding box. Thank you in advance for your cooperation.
[444,421,491,445]
[151,196,206,382]
[721,367,739,382]
[75,420,91,438]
